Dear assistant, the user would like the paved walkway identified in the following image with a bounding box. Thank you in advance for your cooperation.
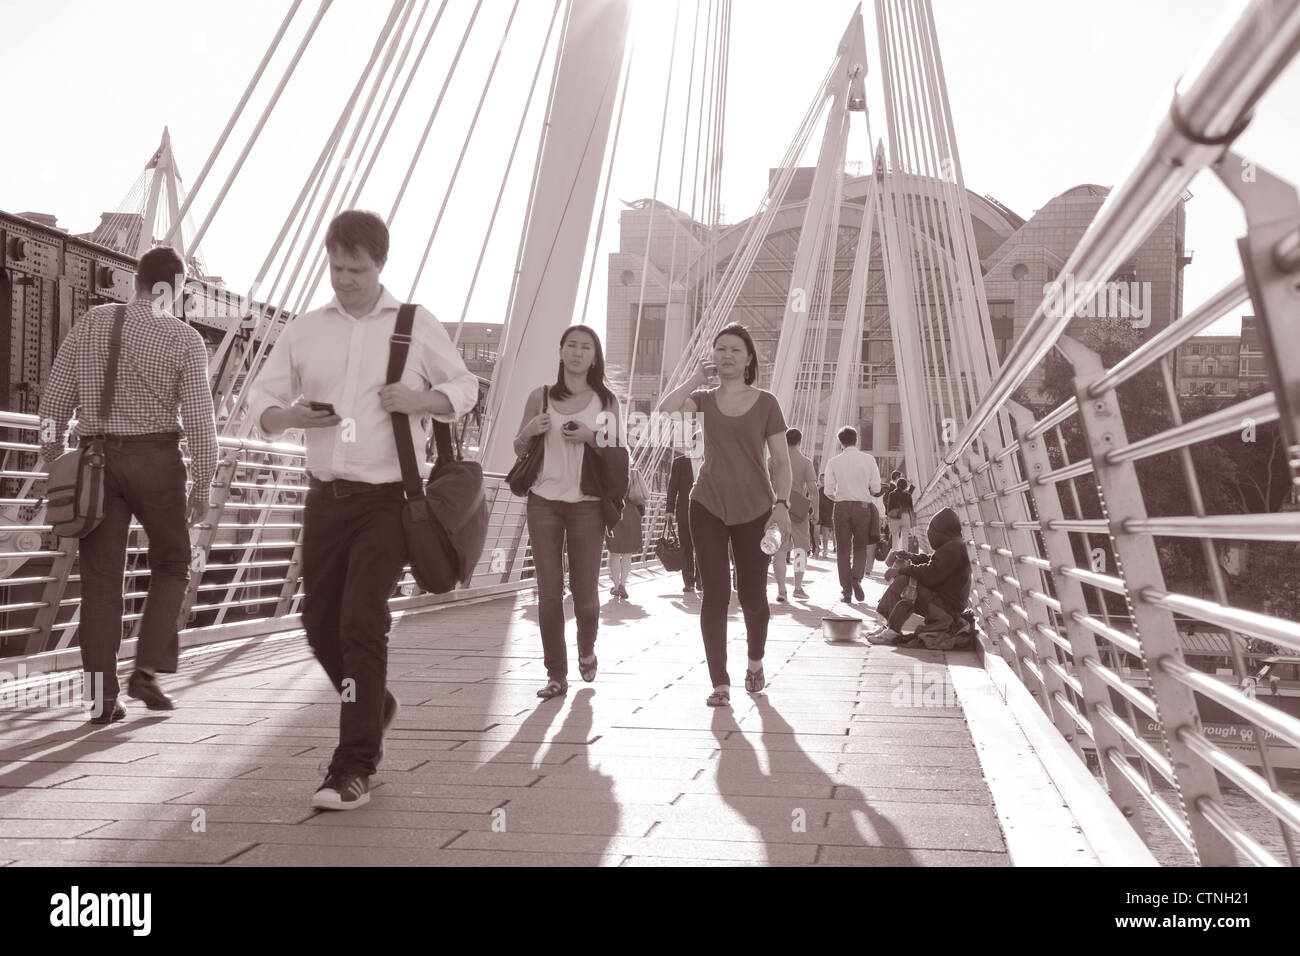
[0,556,1013,866]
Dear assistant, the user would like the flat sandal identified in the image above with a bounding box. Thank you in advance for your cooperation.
[536,679,568,699]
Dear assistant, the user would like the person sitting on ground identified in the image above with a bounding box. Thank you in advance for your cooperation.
[869,507,974,650]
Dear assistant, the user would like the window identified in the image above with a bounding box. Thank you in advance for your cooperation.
[1204,359,1217,376]
[888,404,901,451]
[988,300,1015,363]
[632,304,665,374]
[1190,344,1202,355]
[855,410,873,451]
[862,336,892,365]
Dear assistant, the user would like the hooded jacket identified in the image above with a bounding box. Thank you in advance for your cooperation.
[898,506,971,611]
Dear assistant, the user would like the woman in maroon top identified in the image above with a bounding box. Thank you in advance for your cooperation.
[659,324,792,707]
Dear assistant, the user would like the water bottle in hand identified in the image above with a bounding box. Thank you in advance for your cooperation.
[760,524,783,556]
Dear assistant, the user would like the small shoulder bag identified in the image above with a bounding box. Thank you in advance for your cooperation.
[506,386,547,497]
[45,306,126,538]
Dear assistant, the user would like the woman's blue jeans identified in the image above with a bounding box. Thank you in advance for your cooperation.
[527,494,605,681]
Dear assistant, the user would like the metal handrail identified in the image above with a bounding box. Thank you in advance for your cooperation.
[923,0,1300,499]
[1105,392,1277,465]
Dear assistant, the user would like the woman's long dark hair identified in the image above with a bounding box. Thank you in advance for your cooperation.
[551,324,616,410]
[713,322,759,385]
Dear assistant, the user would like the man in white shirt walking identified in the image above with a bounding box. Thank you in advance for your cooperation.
[248,210,478,811]
[824,425,882,603]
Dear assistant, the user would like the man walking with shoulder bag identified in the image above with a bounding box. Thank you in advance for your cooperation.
[247,210,478,810]
[39,247,218,724]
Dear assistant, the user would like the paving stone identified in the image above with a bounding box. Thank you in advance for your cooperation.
[0,837,253,864]
[83,819,463,849]
[0,573,1026,867]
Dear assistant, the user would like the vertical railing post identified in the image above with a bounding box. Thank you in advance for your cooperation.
[956,451,1023,683]
[26,542,76,656]
[1009,400,1148,834]
[176,452,238,631]
[979,439,1081,749]
[1060,335,1235,864]
[274,540,304,618]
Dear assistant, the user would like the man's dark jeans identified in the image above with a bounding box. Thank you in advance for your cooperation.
[301,482,408,777]
[833,500,879,594]
[78,438,190,705]
[690,501,771,688]
[675,507,695,590]
[526,494,605,681]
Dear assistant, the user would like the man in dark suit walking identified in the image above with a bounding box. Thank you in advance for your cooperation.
[666,445,701,593]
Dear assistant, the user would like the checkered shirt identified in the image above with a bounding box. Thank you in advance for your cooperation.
[37,300,219,500]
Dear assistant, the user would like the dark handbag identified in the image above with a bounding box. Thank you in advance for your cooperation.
[656,515,685,572]
[876,573,917,632]
[388,304,488,594]
[506,386,547,497]
[875,528,891,561]
[44,306,125,538]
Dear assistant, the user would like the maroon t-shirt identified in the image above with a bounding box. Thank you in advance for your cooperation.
[689,387,787,525]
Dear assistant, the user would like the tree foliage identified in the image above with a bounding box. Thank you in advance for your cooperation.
[1024,318,1297,621]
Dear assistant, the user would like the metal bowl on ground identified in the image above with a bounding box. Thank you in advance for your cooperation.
[822,616,863,642]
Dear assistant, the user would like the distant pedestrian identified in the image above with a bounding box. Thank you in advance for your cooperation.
[513,325,620,700]
[887,475,916,551]
[606,466,646,602]
[39,246,218,725]
[666,444,701,593]
[817,474,835,557]
[825,425,882,604]
[658,323,792,707]
[770,428,817,602]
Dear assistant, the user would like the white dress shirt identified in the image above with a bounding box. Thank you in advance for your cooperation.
[825,446,882,503]
[247,287,479,483]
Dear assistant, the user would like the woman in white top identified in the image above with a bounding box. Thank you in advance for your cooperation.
[514,326,620,700]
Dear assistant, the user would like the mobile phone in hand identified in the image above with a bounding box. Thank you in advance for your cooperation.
[307,401,336,415]
[563,421,579,432]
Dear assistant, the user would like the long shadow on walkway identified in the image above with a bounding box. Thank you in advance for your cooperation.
[471,687,619,863]
[712,696,915,866]
[0,637,317,793]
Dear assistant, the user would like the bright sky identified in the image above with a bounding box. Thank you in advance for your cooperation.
[2,0,1294,343]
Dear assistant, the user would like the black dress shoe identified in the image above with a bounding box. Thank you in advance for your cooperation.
[127,671,176,710]
[853,581,865,602]
[89,700,126,725]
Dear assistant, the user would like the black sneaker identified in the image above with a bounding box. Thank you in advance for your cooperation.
[311,773,371,811]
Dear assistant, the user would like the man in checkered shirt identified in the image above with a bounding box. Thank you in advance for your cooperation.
[39,246,218,725]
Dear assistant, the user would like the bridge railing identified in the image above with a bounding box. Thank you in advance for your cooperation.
[0,411,671,667]
[915,0,1300,866]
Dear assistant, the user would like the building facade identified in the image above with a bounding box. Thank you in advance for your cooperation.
[1175,334,1241,397]
[607,174,1188,478]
